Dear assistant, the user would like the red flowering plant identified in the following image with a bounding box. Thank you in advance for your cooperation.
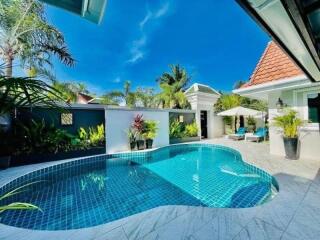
[132,114,145,139]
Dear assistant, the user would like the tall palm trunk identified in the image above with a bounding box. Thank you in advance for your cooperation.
[4,45,14,77]
[5,56,13,77]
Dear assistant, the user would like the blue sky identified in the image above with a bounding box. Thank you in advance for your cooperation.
[45,0,269,95]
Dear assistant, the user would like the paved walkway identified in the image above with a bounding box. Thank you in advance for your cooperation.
[0,138,320,240]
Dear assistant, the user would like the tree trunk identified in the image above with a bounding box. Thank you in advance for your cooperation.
[5,56,13,77]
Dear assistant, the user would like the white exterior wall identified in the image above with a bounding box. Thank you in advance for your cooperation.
[105,109,170,153]
[268,87,320,160]
[212,115,224,137]
[187,92,222,139]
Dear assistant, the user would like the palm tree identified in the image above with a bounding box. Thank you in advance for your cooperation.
[157,64,190,91]
[50,81,89,103]
[157,65,191,109]
[135,87,156,108]
[0,0,74,77]
[104,80,137,107]
[214,94,242,113]
[157,82,190,109]
[99,94,120,105]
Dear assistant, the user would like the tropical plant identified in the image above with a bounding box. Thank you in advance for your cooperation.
[135,87,156,108]
[157,64,190,90]
[0,0,74,77]
[246,116,256,132]
[214,94,241,113]
[142,120,158,140]
[16,119,75,154]
[169,119,185,138]
[50,81,90,103]
[104,81,137,107]
[99,93,121,105]
[241,98,268,112]
[127,128,137,143]
[185,121,198,137]
[157,64,191,109]
[273,109,304,138]
[88,124,105,146]
[158,82,190,109]
[0,76,65,114]
[132,114,144,134]
[78,127,88,142]
[0,183,40,214]
[246,116,256,126]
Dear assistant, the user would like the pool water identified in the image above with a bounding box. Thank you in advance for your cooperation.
[0,144,278,230]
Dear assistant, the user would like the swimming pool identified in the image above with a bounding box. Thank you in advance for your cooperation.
[0,144,278,230]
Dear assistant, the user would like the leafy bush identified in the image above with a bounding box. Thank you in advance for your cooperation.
[170,119,185,138]
[246,116,256,126]
[16,119,75,154]
[89,124,105,146]
[127,128,137,143]
[142,120,158,140]
[185,121,198,137]
[169,119,199,138]
[246,116,256,132]
[78,124,105,147]
[273,109,303,138]
[10,119,105,156]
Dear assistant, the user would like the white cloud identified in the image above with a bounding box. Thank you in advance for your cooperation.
[154,2,170,18]
[127,35,146,64]
[112,77,121,83]
[139,10,152,29]
[126,2,171,64]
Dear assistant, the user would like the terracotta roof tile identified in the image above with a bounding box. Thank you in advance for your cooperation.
[241,41,303,88]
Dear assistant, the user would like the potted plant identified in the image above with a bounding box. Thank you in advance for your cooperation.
[127,128,137,151]
[246,116,256,133]
[142,120,158,149]
[273,109,303,160]
[132,114,145,150]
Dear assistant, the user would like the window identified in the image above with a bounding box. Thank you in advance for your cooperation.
[61,113,73,126]
[307,93,320,123]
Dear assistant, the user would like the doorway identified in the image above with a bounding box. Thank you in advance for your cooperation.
[200,110,208,139]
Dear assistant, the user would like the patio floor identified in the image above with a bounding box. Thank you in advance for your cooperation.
[0,138,320,240]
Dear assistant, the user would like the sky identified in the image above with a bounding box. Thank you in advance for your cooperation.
[45,0,270,95]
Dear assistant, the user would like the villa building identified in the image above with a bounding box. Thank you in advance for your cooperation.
[234,41,320,160]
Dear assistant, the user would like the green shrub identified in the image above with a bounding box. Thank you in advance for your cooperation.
[273,109,303,138]
[184,121,198,137]
[246,116,256,132]
[169,119,185,138]
[11,120,105,156]
[89,124,105,146]
[169,119,199,138]
[142,120,158,140]
[79,124,105,147]
[16,119,75,154]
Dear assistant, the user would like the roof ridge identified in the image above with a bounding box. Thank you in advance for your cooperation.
[248,41,273,84]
